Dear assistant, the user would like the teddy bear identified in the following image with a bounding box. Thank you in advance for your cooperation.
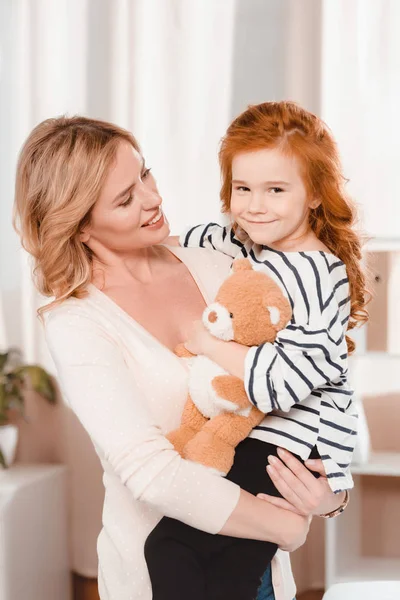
[167,258,292,475]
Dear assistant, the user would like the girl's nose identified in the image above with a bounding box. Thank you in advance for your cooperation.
[248,192,266,213]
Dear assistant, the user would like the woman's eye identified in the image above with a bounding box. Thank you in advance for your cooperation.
[235,186,250,192]
[120,193,133,208]
[269,187,284,194]
[142,167,151,179]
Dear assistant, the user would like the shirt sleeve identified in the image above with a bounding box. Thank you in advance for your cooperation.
[45,307,240,534]
[244,279,351,414]
[179,223,246,258]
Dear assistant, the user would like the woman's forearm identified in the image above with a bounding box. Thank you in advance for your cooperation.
[219,488,310,551]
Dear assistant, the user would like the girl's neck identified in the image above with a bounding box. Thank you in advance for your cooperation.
[267,229,329,253]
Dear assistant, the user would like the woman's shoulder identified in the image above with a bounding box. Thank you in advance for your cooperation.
[167,245,233,294]
[43,289,105,335]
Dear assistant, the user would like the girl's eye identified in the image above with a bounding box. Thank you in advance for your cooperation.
[270,187,284,194]
[120,193,133,208]
[235,186,250,192]
[142,167,151,179]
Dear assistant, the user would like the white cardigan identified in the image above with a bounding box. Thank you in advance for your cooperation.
[44,245,296,600]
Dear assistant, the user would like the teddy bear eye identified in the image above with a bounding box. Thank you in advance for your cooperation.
[229,312,233,318]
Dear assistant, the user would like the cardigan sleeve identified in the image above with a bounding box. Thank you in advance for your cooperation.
[45,306,240,534]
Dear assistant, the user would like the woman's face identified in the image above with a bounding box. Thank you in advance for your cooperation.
[82,141,169,254]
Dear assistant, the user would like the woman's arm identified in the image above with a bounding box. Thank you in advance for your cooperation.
[45,305,309,548]
[220,488,310,552]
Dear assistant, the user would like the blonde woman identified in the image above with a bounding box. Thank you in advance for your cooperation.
[14,116,345,600]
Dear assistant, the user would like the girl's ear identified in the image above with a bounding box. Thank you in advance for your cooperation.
[309,196,321,209]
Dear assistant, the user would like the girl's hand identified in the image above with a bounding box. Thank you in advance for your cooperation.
[184,320,215,356]
[257,447,346,516]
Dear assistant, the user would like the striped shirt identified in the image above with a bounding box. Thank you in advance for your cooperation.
[181,223,358,493]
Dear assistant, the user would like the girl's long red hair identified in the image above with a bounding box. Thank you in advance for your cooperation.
[219,101,369,354]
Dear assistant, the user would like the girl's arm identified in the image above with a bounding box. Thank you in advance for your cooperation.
[186,279,351,415]
[179,222,248,258]
[45,305,308,549]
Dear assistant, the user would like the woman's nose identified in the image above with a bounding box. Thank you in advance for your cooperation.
[140,185,162,209]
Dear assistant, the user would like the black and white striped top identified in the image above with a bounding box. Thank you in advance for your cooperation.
[181,223,358,493]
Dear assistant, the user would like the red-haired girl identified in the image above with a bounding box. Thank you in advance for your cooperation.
[146,101,368,600]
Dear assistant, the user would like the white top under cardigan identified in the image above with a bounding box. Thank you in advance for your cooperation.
[44,246,296,600]
[181,224,358,493]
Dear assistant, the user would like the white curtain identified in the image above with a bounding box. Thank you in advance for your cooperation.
[321,0,400,239]
[0,0,236,576]
[1,0,236,364]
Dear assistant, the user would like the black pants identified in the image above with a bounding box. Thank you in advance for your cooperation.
[145,439,319,600]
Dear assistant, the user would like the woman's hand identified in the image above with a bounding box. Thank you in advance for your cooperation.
[257,447,346,517]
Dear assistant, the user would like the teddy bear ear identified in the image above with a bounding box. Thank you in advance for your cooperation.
[267,306,281,326]
[232,258,253,273]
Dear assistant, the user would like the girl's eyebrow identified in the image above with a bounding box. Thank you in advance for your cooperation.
[231,179,290,185]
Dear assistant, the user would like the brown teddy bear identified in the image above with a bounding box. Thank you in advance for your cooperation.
[167,258,292,475]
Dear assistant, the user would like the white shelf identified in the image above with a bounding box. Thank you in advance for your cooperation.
[0,463,71,600]
[364,238,400,253]
[352,452,400,476]
[335,557,400,583]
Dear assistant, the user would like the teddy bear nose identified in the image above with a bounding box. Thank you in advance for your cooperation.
[208,310,218,323]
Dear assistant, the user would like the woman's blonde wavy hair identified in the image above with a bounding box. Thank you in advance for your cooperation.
[219,101,370,354]
[13,115,140,316]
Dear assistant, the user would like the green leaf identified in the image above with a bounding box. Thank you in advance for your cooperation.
[13,365,57,405]
[0,447,6,469]
[0,353,9,374]
[0,384,7,424]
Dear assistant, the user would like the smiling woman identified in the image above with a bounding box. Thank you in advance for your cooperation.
[79,142,169,252]
[12,114,344,600]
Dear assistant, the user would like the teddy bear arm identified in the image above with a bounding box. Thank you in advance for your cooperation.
[212,374,252,409]
[174,343,196,358]
[203,409,264,446]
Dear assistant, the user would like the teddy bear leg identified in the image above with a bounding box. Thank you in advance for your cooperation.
[183,410,264,475]
[166,396,208,455]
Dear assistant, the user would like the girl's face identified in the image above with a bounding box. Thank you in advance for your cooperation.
[230,148,319,250]
[82,141,170,253]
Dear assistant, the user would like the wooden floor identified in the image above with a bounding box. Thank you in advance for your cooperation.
[72,573,323,600]
[73,574,100,600]
[298,591,324,600]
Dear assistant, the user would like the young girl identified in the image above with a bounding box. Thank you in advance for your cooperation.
[145,101,368,600]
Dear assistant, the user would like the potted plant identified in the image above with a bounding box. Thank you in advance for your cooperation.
[0,349,57,468]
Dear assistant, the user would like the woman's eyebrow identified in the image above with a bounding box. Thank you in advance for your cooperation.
[113,182,136,204]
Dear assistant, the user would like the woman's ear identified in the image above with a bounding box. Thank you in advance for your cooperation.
[80,229,90,243]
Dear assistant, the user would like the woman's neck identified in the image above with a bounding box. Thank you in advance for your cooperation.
[91,244,179,289]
